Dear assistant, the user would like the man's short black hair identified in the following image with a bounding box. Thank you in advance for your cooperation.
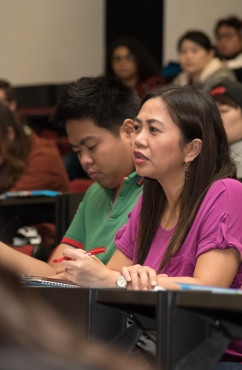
[214,16,242,36]
[54,76,140,135]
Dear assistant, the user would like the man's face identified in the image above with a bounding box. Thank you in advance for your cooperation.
[66,118,134,189]
[216,25,242,58]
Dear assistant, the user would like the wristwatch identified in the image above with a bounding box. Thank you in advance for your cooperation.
[115,275,127,288]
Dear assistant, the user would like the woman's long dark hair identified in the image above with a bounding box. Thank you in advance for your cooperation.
[105,37,161,81]
[135,85,236,271]
[0,102,31,193]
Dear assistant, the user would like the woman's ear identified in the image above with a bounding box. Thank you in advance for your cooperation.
[120,118,135,137]
[185,139,202,162]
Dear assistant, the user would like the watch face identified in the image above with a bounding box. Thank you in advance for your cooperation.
[116,275,127,288]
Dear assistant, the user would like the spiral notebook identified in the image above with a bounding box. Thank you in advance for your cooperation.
[18,274,79,288]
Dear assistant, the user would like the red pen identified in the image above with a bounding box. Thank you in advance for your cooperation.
[52,246,106,263]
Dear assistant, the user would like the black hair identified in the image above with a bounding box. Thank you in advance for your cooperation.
[54,76,140,135]
[215,16,242,36]
[105,37,161,81]
[177,30,213,52]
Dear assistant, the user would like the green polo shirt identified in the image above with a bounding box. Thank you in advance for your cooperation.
[62,172,143,264]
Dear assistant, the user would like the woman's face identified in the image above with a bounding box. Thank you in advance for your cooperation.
[111,46,138,82]
[217,103,242,144]
[132,97,189,186]
[178,40,213,78]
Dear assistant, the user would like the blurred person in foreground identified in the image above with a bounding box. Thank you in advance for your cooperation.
[0,263,151,370]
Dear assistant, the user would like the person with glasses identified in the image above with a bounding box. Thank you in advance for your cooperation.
[105,36,166,98]
[214,16,242,82]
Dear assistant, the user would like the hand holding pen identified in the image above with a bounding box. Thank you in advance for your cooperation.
[52,246,106,263]
[59,245,112,287]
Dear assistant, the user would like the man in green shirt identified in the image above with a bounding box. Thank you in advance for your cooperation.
[0,76,143,275]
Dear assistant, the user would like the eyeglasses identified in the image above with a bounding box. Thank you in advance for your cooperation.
[112,54,136,63]
[216,32,238,40]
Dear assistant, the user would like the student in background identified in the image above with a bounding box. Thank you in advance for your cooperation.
[60,84,242,365]
[0,102,69,194]
[210,79,242,178]
[0,76,142,275]
[173,30,236,93]
[214,16,242,82]
[0,78,31,131]
[105,36,166,99]
[0,79,17,112]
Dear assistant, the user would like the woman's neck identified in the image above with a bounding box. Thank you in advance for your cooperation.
[159,181,183,230]
[160,203,179,230]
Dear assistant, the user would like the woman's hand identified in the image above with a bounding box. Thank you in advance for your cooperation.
[121,264,159,290]
[61,248,119,287]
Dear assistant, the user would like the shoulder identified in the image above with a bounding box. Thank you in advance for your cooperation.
[81,182,106,203]
[193,178,242,226]
[172,72,187,85]
[209,178,242,192]
[212,66,236,80]
[30,133,60,156]
[205,178,242,204]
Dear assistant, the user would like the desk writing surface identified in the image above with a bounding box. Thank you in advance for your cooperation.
[0,196,58,206]
[175,290,242,312]
[93,288,242,312]
[94,288,157,306]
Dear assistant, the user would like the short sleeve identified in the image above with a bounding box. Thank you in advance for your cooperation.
[196,179,242,257]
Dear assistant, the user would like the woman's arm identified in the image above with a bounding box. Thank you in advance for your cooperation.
[157,248,240,288]
[122,248,241,290]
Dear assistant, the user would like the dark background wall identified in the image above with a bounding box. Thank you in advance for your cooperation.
[105,0,164,67]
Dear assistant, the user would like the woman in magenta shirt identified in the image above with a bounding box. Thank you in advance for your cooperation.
[62,84,242,364]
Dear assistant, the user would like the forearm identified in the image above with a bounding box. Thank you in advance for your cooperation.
[157,249,240,289]
[0,242,55,277]
[97,269,121,288]
[157,275,230,289]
